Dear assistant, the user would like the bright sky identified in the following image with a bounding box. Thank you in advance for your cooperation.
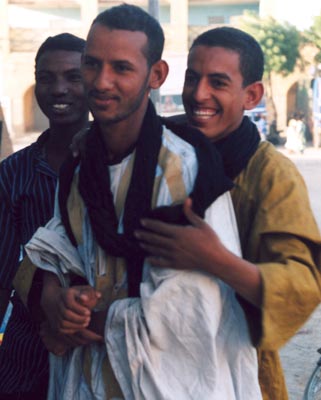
[274,0,321,30]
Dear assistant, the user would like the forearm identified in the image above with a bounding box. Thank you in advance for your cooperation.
[41,271,63,327]
[42,271,61,293]
[204,248,263,307]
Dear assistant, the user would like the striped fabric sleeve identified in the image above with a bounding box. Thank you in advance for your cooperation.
[0,156,21,289]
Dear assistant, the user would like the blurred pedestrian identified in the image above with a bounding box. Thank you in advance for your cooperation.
[285,111,306,154]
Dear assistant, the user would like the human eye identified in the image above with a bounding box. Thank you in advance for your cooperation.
[209,76,228,89]
[114,62,132,73]
[36,72,53,84]
[67,70,83,82]
[82,56,99,69]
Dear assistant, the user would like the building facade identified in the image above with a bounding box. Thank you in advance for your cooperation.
[0,0,318,153]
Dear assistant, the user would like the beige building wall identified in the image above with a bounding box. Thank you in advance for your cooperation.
[0,1,90,145]
[167,0,188,54]
[1,0,319,149]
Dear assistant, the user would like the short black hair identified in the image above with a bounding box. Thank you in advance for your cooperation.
[92,3,164,66]
[191,27,264,87]
[35,33,86,69]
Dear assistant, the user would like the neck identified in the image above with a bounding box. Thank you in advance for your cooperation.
[99,103,148,163]
[49,117,88,142]
[46,118,88,173]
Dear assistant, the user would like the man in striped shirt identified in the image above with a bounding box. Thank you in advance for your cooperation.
[0,33,88,400]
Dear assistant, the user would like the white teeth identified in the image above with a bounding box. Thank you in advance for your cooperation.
[53,104,69,110]
[193,109,218,118]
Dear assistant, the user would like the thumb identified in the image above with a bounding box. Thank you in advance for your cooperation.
[183,198,204,227]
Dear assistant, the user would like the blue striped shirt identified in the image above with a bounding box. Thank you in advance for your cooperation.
[0,130,56,393]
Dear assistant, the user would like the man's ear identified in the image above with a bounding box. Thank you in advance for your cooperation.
[149,60,169,90]
[244,81,264,110]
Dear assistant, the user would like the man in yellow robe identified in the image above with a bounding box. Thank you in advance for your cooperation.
[136,27,321,400]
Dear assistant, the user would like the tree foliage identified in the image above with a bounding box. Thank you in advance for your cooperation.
[304,14,321,63]
[239,11,301,78]
[239,12,302,122]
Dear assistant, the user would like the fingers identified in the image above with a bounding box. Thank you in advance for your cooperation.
[139,218,178,238]
[75,287,102,310]
[55,317,90,334]
[40,320,104,356]
[57,292,91,331]
[183,198,205,227]
[135,228,173,249]
[44,287,94,334]
[137,198,205,239]
[139,241,171,259]
[62,287,92,316]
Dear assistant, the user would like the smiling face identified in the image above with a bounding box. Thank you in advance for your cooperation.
[81,24,155,131]
[35,50,88,128]
[183,45,260,142]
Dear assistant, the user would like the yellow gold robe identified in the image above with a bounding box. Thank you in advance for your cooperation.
[231,141,321,400]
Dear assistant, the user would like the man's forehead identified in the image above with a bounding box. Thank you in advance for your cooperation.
[36,51,82,74]
[84,25,149,64]
[86,24,147,45]
[187,45,241,72]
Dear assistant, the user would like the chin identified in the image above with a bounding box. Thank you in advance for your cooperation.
[52,116,80,125]
[200,127,223,142]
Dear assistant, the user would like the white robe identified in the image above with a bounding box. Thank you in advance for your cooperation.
[26,129,262,400]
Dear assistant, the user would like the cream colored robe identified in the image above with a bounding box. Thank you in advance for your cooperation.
[26,128,262,400]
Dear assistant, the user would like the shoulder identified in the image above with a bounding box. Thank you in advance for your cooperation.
[233,141,308,215]
[232,143,319,245]
[0,140,42,197]
[156,125,199,187]
[242,141,302,185]
[160,116,213,160]
[1,130,49,172]
[0,144,36,173]
[161,124,197,160]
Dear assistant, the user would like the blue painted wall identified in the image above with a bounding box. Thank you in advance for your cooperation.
[188,3,259,25]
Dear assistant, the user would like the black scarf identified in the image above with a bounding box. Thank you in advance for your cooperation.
[214,116,261,179]
[166,114,261,180]
[59,101,232,296]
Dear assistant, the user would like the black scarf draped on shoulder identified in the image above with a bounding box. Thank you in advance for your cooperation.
[214,116,261,179]
[167,114,261,180]
[59,101,232,296]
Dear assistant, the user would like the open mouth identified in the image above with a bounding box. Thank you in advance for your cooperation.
[52,103,71,112]
[192,107,220,120]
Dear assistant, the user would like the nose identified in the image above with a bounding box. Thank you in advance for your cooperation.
[92,65,114,91]
[51,77,68,96]
[192,78,211,103]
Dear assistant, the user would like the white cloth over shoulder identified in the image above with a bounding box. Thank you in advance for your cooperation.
[26,194,262,400]
[106,194,261,400]
[25,129,261,399]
